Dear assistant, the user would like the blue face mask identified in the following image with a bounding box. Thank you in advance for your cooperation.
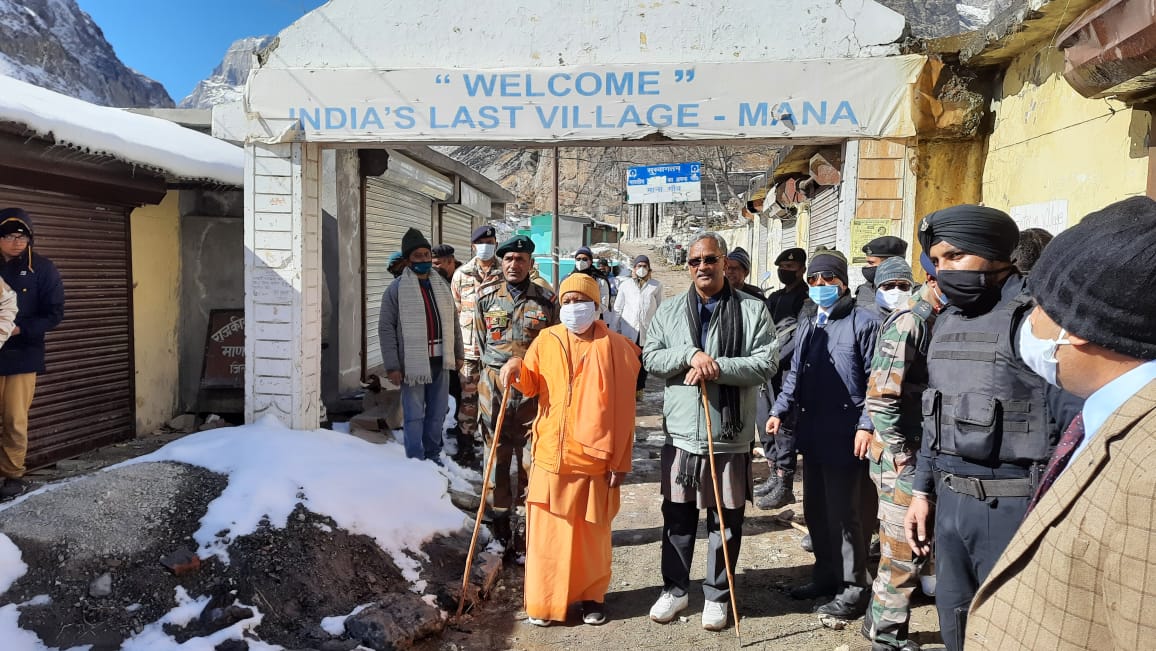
[411,261,433,275]
[808,285,840,308]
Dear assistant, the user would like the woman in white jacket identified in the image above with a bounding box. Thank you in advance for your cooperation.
[610,255,664,400]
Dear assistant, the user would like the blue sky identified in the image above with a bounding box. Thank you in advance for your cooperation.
[76,0,326,102]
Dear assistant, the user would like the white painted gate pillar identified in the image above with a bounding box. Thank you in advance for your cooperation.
[244,142,323,428]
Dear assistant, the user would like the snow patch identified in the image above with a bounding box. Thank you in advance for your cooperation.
[0,533,28,595]
[22,595,51,607]
[120,586,279,651]
[0,603,90,651]
[117,416,467,582]
[0,74,241,185]
[320,602,371,636]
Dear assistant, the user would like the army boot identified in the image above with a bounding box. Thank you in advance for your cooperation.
[756,471,795,510]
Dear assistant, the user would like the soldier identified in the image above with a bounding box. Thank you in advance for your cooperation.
[855,236,908,314]
[904,206,1082,651]
[450,225,501,465]
[474,234,558,554]
[862,253,947,651]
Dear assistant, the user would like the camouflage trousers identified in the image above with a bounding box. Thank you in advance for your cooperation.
[458,359,482,440]
[478,365,537,513]
[866,441,925,649]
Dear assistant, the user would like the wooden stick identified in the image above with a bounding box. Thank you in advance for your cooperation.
[457,382,513,617]
[700,381,741,643]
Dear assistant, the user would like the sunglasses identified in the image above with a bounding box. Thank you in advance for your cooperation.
[687,255,722,268]
[806,271,838,282]
[878,281,913,291]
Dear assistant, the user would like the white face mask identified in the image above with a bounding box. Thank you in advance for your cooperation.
[876,287,912,311]
[559,302,598,334]
[475,243,496,261]
[575,259,591,271]
[1017,319,1071,387]
[635,266,649,278]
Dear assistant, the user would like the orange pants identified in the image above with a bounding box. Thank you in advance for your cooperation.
[0,373,36,478]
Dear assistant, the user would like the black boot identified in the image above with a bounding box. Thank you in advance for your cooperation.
[755,471,795,510]
[754,472,780,497]
[490,512,512,552]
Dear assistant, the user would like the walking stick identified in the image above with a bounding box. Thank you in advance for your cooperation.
[700,380,742,642]
[457,382,513,617]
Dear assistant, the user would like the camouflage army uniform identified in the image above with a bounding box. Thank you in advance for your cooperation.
[863,283,941,650]
[450,256,501,448]
[474,279,557,515]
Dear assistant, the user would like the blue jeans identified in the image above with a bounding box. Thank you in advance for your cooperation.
[400,361,449,461]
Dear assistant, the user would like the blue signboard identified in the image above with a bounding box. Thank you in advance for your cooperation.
[626,162,702,204]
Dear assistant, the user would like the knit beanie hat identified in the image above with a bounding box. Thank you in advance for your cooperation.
[0,207,33,239]
[559,273,600,304]
[807,248,849,286]
[633,255,650,266]
[401,228,432,258]
[1029,196,1156,360]
[874,256,913,286]
[727,247,751,271]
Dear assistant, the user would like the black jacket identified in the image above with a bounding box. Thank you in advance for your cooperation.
[0,250,64,375]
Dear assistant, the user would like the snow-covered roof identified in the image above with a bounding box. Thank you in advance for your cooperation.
[0,74,243,186]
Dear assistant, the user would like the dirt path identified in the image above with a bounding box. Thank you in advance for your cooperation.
[428,242,944,651]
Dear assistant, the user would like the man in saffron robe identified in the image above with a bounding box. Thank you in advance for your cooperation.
[500,273,640,627]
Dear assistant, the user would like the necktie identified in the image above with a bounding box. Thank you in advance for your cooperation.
[1026,412,1085,514]
[816,312,829,326]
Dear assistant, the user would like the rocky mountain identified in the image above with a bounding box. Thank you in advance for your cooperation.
[0,0,172,107]
[179,35,273,108]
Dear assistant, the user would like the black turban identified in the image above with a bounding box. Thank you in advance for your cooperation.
[917,205,1019,262]
[1030,196,1156,360]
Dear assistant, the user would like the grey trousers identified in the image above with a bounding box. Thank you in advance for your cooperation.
[660,498,745,603]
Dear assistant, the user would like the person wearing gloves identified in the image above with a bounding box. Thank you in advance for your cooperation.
[611,255,664,401]
[501,273,640,627]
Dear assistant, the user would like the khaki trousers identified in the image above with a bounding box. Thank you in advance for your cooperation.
[0,373,36,478]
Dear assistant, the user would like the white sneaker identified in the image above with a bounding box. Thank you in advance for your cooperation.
[648,591,689,623]
[701,600,728,631]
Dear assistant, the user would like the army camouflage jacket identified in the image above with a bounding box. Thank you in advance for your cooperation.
[474,279,558,368]
[865,283,942,467]
[451,256,502,360]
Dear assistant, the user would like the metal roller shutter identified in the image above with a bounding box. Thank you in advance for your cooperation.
[808,187,840,252]
[363,176,433,375]
[781,217,798,250]
[441,205,476,256]
[0,184,133,467]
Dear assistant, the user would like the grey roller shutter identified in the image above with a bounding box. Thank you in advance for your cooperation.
[781,217,798,250]
[441,205,476,256]
[808,187,839,252]
[363,177,433,375]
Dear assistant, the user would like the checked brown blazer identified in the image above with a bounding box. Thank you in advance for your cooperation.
[967,380,1156,650]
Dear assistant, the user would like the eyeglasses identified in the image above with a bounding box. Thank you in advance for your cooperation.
[807,271,837,282]
[0,234,27,243]
[687,255,721,268]
[878,281,913,291]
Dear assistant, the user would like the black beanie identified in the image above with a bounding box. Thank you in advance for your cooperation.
[1030,196,1156,360]
[401,228,432,258]
[807,248,849,286]
[0,207,33,239]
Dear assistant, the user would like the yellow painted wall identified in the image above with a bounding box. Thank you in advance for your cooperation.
[130,191,181,434]
[983,47,1148,225]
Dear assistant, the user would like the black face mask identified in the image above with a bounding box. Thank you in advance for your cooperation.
[777,268,800,286]
[861,265,878,285]
[936,268,1011,313]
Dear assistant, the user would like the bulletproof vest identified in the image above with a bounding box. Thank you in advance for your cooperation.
[922,285,1050,466]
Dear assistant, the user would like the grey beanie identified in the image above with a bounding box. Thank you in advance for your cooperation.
[874,257,914,286]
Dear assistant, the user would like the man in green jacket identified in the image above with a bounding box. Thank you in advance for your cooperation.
[642,232,777,632]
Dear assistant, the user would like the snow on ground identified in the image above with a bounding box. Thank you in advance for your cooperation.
[0,74,242,185]
[320,603,372,636]
[117,415,467,583]
[0,604,89,651]
[120,586,281,651]
[0,533,27,594]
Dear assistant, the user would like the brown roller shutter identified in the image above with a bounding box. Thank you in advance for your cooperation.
[0,184,134,467]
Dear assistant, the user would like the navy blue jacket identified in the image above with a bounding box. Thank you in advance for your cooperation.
[772,293,881,465]
[0,251,64,375]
